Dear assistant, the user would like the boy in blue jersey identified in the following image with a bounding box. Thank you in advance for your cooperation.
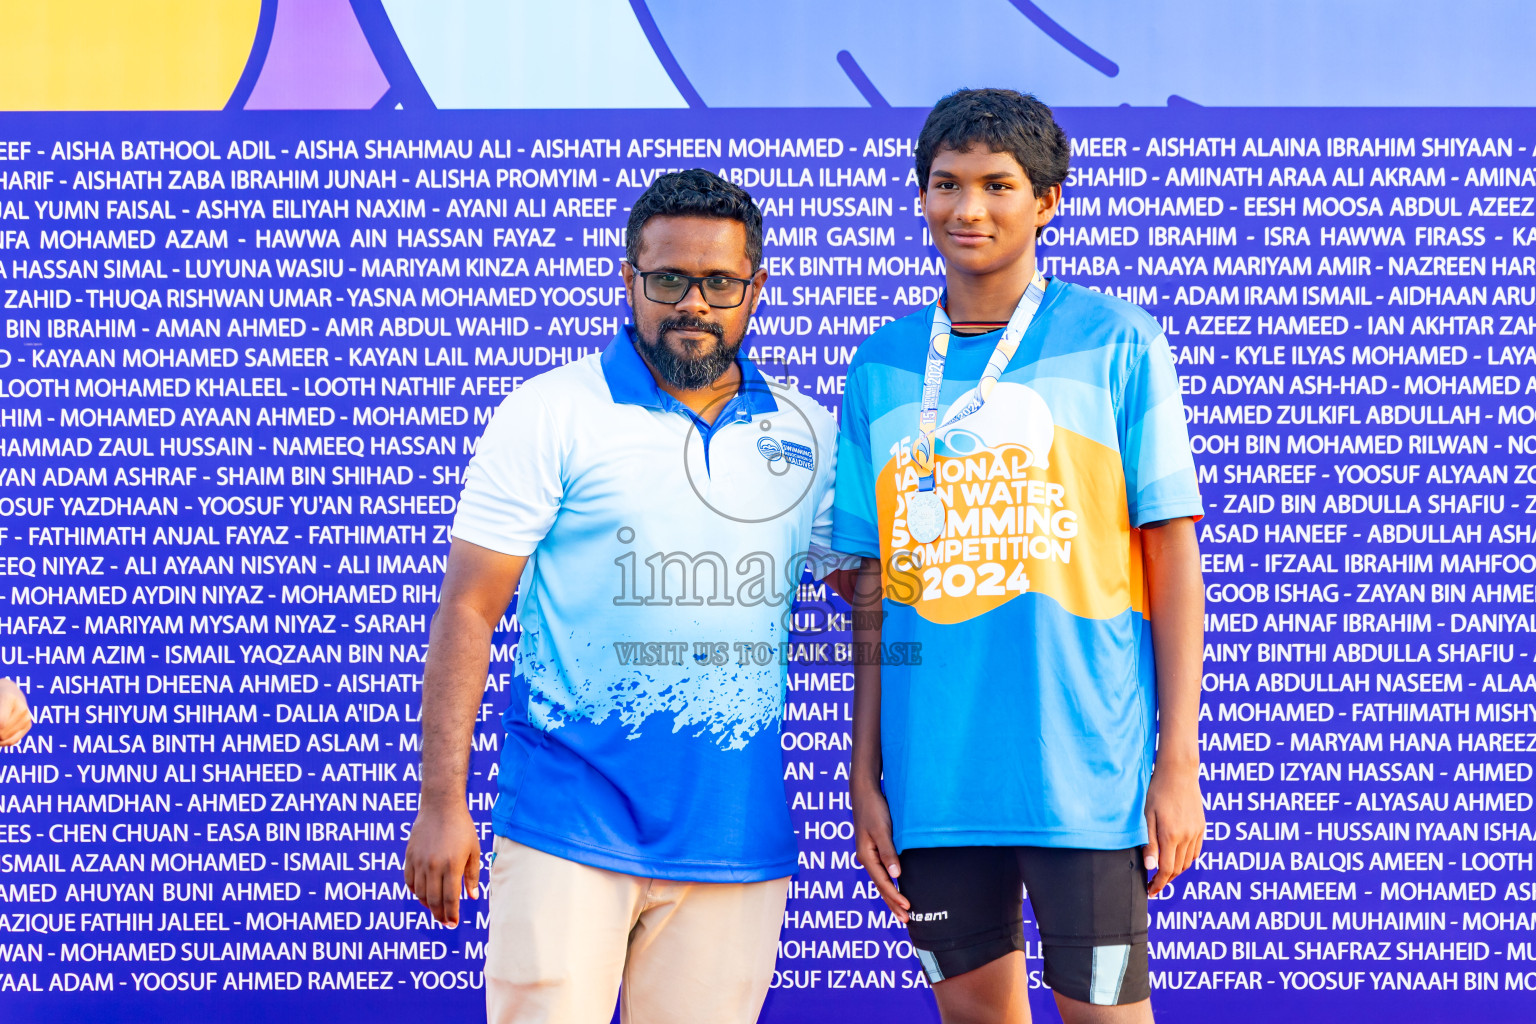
[404,170,852,1024]
[834,90,1207,1022]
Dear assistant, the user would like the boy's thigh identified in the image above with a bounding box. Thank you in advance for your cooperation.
[484,835,643,1024]
[1017,846,1149,1007]
[621,874,790,1024]
[898,845,1028,984]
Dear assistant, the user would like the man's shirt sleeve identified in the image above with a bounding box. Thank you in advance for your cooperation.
[806,417,863,579]
[830,364,881,559]
[1119,332,1205,528]
[451,384,564,556]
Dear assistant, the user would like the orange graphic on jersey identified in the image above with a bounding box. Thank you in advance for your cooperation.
[876,428,1145,625]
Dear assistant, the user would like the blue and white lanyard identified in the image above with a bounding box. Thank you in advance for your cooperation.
[912,267,1048,492]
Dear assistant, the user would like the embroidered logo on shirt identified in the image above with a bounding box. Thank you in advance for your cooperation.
[757,436,782,461]
[780,439,815,470]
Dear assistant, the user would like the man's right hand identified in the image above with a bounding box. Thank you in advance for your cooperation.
[852,780,909,923]
[404,800,482,927]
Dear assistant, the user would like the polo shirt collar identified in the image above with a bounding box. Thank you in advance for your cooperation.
[601,327,778,415]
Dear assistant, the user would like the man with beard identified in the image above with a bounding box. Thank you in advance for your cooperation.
[404,169,852,1024]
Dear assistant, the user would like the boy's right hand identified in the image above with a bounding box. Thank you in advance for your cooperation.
[852,781,909,922]
[0,678,30,747]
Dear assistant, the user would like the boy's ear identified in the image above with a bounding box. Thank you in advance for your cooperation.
[1035,183,1062,226]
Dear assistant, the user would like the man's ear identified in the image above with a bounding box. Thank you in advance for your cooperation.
[619,258,637,309]
[747,265,769,311]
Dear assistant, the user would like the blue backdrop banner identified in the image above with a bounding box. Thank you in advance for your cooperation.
[2,34,1536,1024]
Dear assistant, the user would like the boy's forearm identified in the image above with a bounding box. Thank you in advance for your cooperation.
[849,556,885,790]
[1143,519,1204,769]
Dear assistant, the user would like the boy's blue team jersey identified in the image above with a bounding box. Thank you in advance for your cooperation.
[452,329,845,882]
[833,279,1204,851]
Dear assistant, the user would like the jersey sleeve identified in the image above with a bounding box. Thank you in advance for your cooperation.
[830,364,881,559]
[1119,333,1205,527]
[451,384,564,556]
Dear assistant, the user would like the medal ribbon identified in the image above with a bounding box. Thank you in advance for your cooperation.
[912,267,1048,493]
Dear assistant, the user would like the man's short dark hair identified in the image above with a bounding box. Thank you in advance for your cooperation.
[625,169,763,271]
[916,88,1070,196]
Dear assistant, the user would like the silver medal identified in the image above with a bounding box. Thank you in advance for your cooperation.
[907,489,945,544]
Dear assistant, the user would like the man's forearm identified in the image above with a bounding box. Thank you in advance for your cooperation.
[405,540,523,924]
[850,556,884,789]
[418,603,496,805]
[1143,520,1204,767]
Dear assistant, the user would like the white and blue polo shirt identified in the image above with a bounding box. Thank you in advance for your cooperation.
[452,327,846,882]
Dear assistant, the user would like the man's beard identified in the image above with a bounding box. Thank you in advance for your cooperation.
[634,313,741,391]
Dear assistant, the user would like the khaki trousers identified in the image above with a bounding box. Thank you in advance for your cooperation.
[484,836,790,1024]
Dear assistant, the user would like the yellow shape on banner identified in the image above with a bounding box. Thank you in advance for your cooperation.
[0,1,260,110]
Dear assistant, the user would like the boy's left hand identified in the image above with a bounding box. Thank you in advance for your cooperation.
[1143,762,1203,896]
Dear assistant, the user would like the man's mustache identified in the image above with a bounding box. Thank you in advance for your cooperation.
[658,313,725,343]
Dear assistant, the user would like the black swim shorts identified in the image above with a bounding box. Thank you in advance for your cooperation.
[898,845,1149,1006]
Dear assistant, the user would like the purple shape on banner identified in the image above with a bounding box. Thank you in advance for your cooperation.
[244,0,389,109]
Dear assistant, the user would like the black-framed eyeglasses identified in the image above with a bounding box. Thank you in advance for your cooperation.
[634,270,753,308]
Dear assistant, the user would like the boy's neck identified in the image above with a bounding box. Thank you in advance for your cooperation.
[944,248,1039,326]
